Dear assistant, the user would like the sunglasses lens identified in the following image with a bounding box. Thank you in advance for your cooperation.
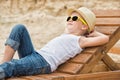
[67,16,78,21]
[72,16,78,21]
[67,17,71,21]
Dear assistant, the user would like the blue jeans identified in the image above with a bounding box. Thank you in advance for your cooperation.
[0,24,51,78]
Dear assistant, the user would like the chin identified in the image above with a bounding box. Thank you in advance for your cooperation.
[67,25,76,29]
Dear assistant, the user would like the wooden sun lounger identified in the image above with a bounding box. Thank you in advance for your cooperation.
[7,9,120,80]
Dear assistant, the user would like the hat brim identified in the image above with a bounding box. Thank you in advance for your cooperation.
[67,8,87,22]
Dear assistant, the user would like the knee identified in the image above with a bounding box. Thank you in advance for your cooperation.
[12,24,27,32]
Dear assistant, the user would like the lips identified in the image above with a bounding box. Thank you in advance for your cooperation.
[67,22,73,25]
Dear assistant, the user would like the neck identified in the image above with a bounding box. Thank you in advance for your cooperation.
[64,29,82,36]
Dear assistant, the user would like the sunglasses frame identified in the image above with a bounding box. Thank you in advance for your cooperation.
[67,16,87,25]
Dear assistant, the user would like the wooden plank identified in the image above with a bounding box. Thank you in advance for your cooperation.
[52,70,120,80]
[91,63,120,73]
[82,47,99,53]
[57,63,83,74]
[70,53,93,64]
[37,72,70,80]
[96,18,120,26]
[95,26,118,35]
[21,76,50,80]
[92,9,120,18]
[109,47,120,54]
[102,54,120,70]
[91,62,110,72]
[8,70,120,80]
[7,78,27,80]
[7,76,50,80]
[7,72,71,80]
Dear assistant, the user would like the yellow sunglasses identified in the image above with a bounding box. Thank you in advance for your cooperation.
[66,16,87,25]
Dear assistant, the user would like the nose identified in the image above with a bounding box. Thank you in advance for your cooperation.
[68,18,73,22]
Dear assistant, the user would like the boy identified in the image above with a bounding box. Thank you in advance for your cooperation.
[0,7,109,79]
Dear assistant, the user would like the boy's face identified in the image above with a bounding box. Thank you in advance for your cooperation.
[66,12,88,35]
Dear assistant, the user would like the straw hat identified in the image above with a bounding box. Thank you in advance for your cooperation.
[67,7,96,33]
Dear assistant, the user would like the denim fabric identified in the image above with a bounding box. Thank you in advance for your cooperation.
[0,24,51,78]
[0,67,5,80]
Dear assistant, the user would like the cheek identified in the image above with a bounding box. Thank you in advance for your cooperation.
[74,21,82,27]
[74,23,82,30]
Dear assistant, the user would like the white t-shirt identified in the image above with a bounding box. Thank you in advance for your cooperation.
[37,34,83,72]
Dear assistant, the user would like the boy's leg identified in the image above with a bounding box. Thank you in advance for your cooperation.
[0,52,51,78]
[2,45,15,63]
[0,24,51,78]
[4,24,34,60]
[0,25,51,77]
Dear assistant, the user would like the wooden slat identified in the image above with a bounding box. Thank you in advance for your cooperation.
[91,62,110,72]
[92,9,120,18]
[7,72,71,80]
[109,47,120,54]
[53,70,120,80]
[70,53,93,64]
[96,18,120,26]
[9,70,120,80]
[95,26,118,35]
[7,78,27,80]
[83,47,99,54]
[7,76,47,80]
[22,76,50,80]
[37,72,70,80]
[57,63,83,74]
[102,54,120,70]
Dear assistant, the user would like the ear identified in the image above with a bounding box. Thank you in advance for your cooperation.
[81,25,88,30]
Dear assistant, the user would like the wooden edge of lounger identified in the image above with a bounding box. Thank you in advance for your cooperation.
[92,9,120,18]
[52,70,120,80]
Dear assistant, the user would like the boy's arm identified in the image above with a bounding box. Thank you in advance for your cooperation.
[79,31,109,48]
